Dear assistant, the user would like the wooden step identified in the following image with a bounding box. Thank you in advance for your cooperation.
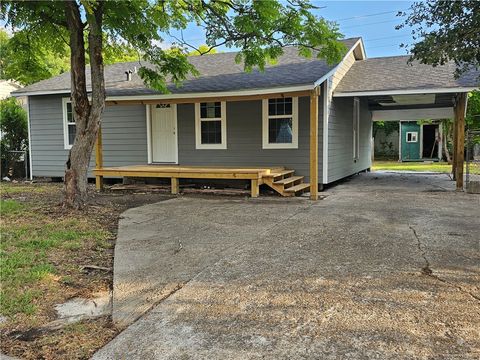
[273,176,304,186]
[284,183,310,193]
[266,169,295,179]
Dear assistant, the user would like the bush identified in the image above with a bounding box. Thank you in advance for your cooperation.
[0,97,28,178]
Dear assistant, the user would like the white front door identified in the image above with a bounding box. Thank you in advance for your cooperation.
[151,104,177,163]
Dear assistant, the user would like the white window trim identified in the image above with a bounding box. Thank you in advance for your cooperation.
[406,131,418,143]
[262,97,298,149]
[195,101,227,149]
[353,97,360,160]
[62,97,75,150]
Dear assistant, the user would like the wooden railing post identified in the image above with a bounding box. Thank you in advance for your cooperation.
[95,125,104,190]
[454,93,467,191]
[310,87,319,200]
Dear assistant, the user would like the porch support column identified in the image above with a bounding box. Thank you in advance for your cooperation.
[171,177,179,195]
[251,178,259,198]
[95,126,103,190]
[454,93,467,191]
[309,86,320,200]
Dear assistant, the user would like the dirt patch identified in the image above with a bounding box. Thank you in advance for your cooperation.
[0,180,172,360]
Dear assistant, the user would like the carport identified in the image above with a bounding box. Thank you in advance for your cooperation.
[334,56,478,190]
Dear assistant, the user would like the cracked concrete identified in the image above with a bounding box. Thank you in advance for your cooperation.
[95,172,480,359]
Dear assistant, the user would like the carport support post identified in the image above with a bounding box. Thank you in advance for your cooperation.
[452,107,458,180]
[309,87,319,200]
[95,126,103,190]
[454,93,467,191]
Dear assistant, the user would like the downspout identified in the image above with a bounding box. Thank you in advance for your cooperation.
[26,96,33,180]
[322,80,330,184]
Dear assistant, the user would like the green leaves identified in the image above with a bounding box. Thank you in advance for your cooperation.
[2,0,345,92]
[399,0,480,79]
[0,97,28,153]
[140,47,198,92]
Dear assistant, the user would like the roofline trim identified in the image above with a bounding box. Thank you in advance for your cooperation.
[17,84,316,99]
[333,87,478,97]
[313,38,365,88]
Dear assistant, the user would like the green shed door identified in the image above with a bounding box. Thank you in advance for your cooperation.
[401,122,421,161]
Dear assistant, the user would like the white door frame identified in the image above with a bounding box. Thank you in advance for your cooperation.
[147,104,178,164]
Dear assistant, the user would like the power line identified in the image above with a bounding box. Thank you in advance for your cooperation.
[367,43,405,50]
[335,9,408,22]
[366,34,411,42]
[341,18,400,30]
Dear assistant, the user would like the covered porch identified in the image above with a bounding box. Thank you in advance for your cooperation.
[93,86,322,199]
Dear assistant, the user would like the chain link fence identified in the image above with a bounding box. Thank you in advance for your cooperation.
[466,129,480,193]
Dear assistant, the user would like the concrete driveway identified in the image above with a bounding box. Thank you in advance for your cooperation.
[94,172,479,359]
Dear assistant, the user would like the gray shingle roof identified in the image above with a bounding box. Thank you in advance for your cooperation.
[14,38,360,96]
[335,56,479,94]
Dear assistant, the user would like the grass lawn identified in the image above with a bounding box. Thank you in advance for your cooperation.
[372,161,480,174]
[0,181,171,359]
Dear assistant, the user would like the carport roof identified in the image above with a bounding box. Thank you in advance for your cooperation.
[335,56,479,96]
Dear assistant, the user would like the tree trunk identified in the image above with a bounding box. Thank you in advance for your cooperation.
[63,1,105,208]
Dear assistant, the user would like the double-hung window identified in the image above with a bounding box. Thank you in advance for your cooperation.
[262,97,298,149]
[195,101,227,149]
[63,98,76,149]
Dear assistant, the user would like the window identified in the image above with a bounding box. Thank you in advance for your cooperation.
[63,98,76,149]
[262,97,298,149]
[195,101,227,149]
[406,132,418,143]
[353,97,360,160]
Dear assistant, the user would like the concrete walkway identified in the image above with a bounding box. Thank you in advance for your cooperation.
[94,172,480,359]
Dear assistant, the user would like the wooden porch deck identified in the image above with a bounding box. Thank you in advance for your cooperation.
[93,165,310,197]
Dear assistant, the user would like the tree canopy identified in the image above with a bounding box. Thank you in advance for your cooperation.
[1,0,345,207]
[398,0,480,78]
[0,28,139,85]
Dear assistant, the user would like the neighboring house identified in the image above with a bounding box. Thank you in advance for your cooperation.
[12,37,479,198]
[374,121,442,162]
[0,80,22,99]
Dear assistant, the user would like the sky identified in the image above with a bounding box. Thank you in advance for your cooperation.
[167,0,416,59]
[2,1,417,59]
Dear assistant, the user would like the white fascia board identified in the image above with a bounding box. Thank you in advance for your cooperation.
[16,85,315,100]
[12,90,71,97]
[334,87,478,97]
[106,85,314,101]
[313,38,365,88]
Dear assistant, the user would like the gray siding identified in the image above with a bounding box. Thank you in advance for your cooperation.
[29,94,323,183]
[327,97,372,183]
[29,95,146,177]
[177,96,323,182]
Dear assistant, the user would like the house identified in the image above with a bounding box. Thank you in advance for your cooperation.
[0,80,23,100]
[12,37,479,198]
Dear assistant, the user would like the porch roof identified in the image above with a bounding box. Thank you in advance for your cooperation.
[13,38,360,97]
[334,56,479,97]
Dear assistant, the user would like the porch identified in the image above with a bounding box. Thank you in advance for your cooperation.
[93,164,311,198]
[93,86,321,199]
